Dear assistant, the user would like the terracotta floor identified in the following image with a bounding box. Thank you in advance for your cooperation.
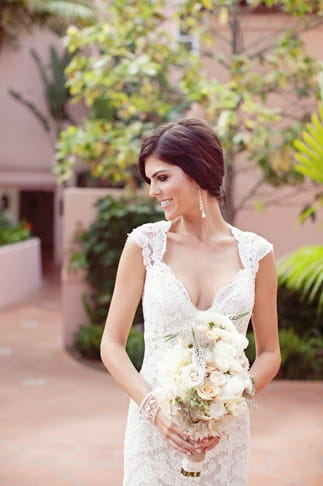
[1,270,322,486]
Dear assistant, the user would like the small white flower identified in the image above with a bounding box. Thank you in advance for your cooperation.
[226,397,248,416]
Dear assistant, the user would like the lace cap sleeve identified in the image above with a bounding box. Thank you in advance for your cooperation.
[250,233,273,274]
[128,221,168,268]
[128,225,146,248]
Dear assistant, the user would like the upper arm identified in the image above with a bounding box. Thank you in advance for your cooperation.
[101,236,146,348]
[251,251,280,356]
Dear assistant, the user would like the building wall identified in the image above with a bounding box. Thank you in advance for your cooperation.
[0,29,65,264]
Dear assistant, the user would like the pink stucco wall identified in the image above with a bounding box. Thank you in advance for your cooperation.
[62,188,124,347]
[0,238,42,308]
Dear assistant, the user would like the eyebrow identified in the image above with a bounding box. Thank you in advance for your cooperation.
[149,169,170,179]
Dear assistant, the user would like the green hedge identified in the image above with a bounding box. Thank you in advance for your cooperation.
[72,194,162,327]
[75,324,144,371]
[72,194,161,366]
[0,210,31,246]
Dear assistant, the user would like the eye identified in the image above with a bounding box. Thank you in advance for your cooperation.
[158,175,168,182]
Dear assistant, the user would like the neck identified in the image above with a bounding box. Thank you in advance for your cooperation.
[177,196,229,241]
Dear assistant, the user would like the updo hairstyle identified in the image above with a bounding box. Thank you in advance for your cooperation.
[138,118,225,202]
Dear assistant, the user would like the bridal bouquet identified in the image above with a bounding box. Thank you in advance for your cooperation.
[157,310,254,478]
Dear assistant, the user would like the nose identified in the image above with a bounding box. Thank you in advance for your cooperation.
[149,180,160,198]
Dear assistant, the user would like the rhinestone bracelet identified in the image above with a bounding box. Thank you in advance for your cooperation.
[138,391,161,425]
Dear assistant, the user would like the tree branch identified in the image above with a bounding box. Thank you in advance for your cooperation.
[248,18,323,60]
[234,177,265,214]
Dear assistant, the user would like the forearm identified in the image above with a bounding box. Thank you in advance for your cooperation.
[249,350,281,394]
[101,341,150,405]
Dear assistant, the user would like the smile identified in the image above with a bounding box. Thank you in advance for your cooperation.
[160,199,172,209]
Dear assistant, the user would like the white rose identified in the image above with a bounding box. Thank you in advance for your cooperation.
[209,401,226,419]
[215,358,230,373]
[217,329,248,351]
[229,360,243,374]
[160,346,191,383]
[213,341,237,362]
[239,352,250,370]
[226,397,248,416]
[220,375,247,400]
[180,364,205,387]
[209,370,227,387]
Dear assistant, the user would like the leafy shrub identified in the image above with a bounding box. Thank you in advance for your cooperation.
[277,284,322,337]
[72,194,161,366]
[74,323,145,371]
[72,194,162,327]
[74,323,103,360]
[0,210,31,246]
[247,328,323,379]
[126,327,145,371]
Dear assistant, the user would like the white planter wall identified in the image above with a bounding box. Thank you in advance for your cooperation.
[0,238,42,308]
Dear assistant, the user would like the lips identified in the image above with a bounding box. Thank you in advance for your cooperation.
[160,199,172,209]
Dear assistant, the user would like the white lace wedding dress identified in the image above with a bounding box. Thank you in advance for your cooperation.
[123,220,273,486]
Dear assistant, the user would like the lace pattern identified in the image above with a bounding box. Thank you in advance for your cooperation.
[125,221,273,485]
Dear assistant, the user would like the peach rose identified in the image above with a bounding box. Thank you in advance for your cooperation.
[197,381,220,400]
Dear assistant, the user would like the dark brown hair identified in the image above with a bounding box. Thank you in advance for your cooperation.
[138,118,225,201]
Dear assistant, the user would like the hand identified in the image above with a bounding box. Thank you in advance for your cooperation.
[154,410,198,456]
[193,435,221,454]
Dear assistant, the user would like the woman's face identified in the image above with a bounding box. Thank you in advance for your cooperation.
[145,156,199,220]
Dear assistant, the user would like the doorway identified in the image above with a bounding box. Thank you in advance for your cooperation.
[19,190,54,269]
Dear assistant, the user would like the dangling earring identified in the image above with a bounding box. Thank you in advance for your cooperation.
[199,188,206,218]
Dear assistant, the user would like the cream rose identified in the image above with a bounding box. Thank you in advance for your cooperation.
[197,381,220,400]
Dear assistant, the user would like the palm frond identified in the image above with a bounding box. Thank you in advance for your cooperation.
[278,245,323,314]
[294,103,323,184]
[30,0,96,22]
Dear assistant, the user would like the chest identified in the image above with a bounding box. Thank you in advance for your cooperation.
[162,238,243,311]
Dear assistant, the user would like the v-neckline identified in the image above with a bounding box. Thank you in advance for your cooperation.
[159,221,246,312]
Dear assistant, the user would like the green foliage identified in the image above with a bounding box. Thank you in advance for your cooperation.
[55,0,197,185]
[246,328,323,380]
[74,323,103,360]
[278,247,323,314]
[56,0,323,222]
[126,327,145,371]
[0,0,97,49]
[277,284,322,336]
[0,210,31,246]
[72,194,162,327]
[9,45,73,137]
[294,103,323,185]
[74,324,145,370]
[277,101,323,315]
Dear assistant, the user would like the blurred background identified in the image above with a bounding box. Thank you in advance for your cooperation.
[0,1,322,485]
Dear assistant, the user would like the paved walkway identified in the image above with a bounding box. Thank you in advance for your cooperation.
[1,270,322,486]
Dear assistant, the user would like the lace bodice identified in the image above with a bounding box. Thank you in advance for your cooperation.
[123,220,273,486]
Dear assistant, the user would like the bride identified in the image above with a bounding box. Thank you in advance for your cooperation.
[100,118,281,485]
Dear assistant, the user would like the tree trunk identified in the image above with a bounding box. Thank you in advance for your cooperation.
[223,156,235,224]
